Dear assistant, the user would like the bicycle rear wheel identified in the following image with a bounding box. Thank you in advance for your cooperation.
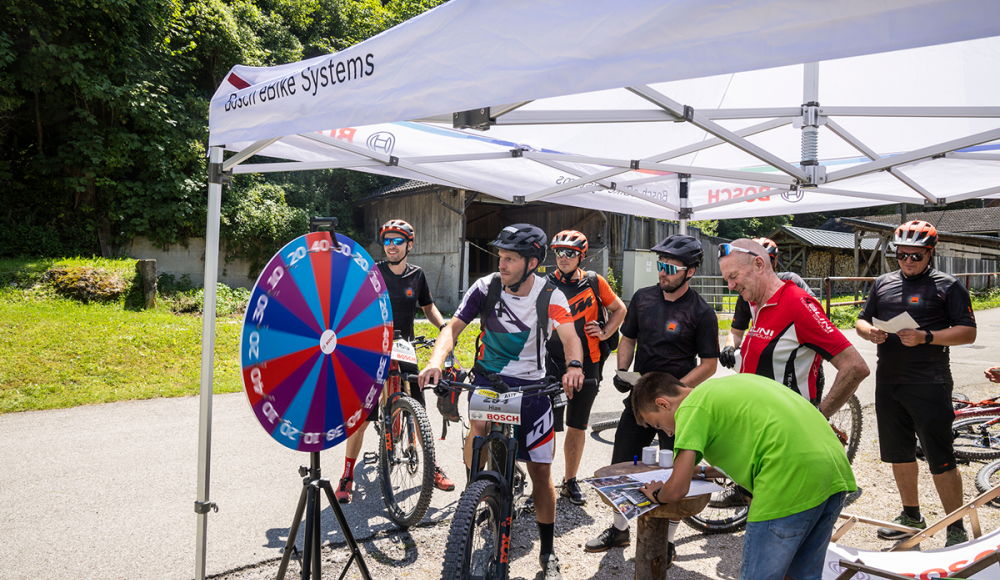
[830,395,863,463]
[975,458,1000,505]
[590,418,620,434]
[682,478,750,534]
[953,415,1000,461]
[379,395,435,528]
[441,479,504,580]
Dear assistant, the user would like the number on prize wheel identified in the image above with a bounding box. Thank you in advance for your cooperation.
[239,231,393,452]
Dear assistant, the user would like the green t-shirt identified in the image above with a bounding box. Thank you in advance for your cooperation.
[673,374,856,522]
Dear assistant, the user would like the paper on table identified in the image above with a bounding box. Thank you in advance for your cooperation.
[873,311,919,334]
[629,468,724,497]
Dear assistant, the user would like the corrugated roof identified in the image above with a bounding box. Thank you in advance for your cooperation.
[858,207,1000,234]
[774,225,883,250]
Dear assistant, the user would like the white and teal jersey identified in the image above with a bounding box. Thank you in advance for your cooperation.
[455,274,574,380]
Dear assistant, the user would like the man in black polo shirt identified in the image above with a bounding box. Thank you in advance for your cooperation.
[584,234,719,563]
[335,219,455,502]
[856,220,977,547]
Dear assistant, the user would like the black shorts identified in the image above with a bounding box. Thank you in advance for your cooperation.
[875,381,957,474]
[548,359,603,431]
[611,394,673,465]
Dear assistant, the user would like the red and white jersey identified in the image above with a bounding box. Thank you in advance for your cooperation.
[739,281,852,402]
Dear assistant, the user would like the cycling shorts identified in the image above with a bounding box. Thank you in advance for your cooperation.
[469,374,555,464]
[875,381,957,474]
[548,359,603,431]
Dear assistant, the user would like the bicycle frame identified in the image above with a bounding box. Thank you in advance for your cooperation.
[468,428,519,579]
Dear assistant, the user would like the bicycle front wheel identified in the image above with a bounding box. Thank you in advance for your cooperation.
[682,478,750,534]
[975,458,1000,504]
[379,395,435,528]
[830,395,863,463]
[953,415,1000,461]
[442,479,504,580]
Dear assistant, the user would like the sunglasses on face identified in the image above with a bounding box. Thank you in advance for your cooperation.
[657,261,689,275]
[554,249,581,259]
[383,237,407,246]
[718,243,756,259]
[896,250,928,262]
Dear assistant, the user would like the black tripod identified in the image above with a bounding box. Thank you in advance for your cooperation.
[276,452,372,580]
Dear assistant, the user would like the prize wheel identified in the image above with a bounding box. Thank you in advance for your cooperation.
[240,231,393,452]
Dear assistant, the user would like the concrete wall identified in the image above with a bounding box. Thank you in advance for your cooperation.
[126,237,257,289]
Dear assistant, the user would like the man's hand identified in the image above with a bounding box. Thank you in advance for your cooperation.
[418,366,442,389]
[719,346,736,369]
[640,480,666,503]
[869,328,888,345]
[986,367,1000,384]
[612,370,632,393]
[897,329,922,347]
[562,366,584,397]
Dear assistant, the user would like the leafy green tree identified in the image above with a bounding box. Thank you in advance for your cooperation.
[716,215,794,240]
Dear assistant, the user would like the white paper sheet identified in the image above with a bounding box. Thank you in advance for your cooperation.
[873,312,919,333]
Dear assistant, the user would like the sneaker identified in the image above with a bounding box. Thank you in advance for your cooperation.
[434,466,456,492]
[561,478,586,506]
[877,512,926,540]
[709,486,752,508]
[584,525,630,552]
[945,527,969,547]
[334,477,353,504]
[665,542,676,569]
[539,552,563,580]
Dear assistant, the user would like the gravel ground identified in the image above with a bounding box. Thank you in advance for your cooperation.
[211,380,1000,580]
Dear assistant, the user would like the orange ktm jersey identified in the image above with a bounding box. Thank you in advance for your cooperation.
[548,270,618,363]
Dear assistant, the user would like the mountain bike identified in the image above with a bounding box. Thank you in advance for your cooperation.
[363,335,437,528]
[683,393,864,534]
[433,374,597,580]
[975,457,1000,505]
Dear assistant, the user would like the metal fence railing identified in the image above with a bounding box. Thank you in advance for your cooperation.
[821,272,1000,317]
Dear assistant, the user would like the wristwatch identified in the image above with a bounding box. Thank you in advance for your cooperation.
[924,330,934,344]
[567,360,583,369]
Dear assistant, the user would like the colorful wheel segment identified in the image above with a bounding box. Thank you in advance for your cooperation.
[240,231,393,452]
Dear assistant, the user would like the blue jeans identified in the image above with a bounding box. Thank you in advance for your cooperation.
[740,491,846,580]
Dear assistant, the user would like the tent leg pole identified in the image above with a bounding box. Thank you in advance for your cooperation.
[195,146,225,580]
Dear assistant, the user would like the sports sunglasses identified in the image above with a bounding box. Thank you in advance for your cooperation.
[656,260,688,275]
[717,243,756,259]
[554,249,581,259]
[896,250,929,262]
[383,237,407,246]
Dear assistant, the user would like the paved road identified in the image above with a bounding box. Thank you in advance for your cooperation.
[2,308,999,580]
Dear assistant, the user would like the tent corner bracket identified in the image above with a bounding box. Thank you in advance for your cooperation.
[208,162,232,186]
[194,501,218,514]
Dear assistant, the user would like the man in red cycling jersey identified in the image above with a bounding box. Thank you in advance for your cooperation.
[856,221,977,547]
[718,238,869,417]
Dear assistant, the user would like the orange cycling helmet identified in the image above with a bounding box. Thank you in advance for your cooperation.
[752,237,779,257]
[379,219,414,242]
[551,230,588,257]
[893,220,938,248]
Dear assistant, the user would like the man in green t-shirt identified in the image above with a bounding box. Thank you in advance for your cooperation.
[632,372,855,580]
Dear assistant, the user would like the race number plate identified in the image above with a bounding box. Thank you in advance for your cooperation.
[390,339,418,365]
[468,389,523,425]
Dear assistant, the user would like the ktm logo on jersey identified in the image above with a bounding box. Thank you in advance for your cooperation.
[910,296,920,304]
[667,322,678,333]
[569,296,593,316]
[406,289,413,297]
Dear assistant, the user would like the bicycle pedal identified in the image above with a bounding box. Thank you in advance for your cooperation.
[362,451,379,465]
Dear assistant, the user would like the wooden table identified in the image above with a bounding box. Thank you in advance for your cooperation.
[593,462,712,580]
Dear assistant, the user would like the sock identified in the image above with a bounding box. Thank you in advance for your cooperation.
[538,522,555,555]
[342,458,355,480]
[667,519,679,543]
[613,513,628,531]
[902,505,920,520]
[948,521,966,533]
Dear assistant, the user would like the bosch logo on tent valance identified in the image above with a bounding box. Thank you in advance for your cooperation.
[782,190,805,203]
[367,132,396,155]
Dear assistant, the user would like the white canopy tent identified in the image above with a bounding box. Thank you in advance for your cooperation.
[197,0,1000,577]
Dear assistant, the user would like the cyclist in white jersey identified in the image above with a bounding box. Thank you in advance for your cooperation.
[420,224,584,580]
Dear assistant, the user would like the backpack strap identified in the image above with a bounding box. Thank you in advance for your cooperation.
[535,279,555,371]
[473,274,504,377]
[587,271,607,327]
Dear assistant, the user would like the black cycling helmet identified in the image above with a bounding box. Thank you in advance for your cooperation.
[490,223,547,292]
[651,234,703,268]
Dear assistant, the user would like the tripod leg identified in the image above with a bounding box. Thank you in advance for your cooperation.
[321,480,373,580]
[302,484,317,580]
[277,483,310,580]
[312,482,322,580]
